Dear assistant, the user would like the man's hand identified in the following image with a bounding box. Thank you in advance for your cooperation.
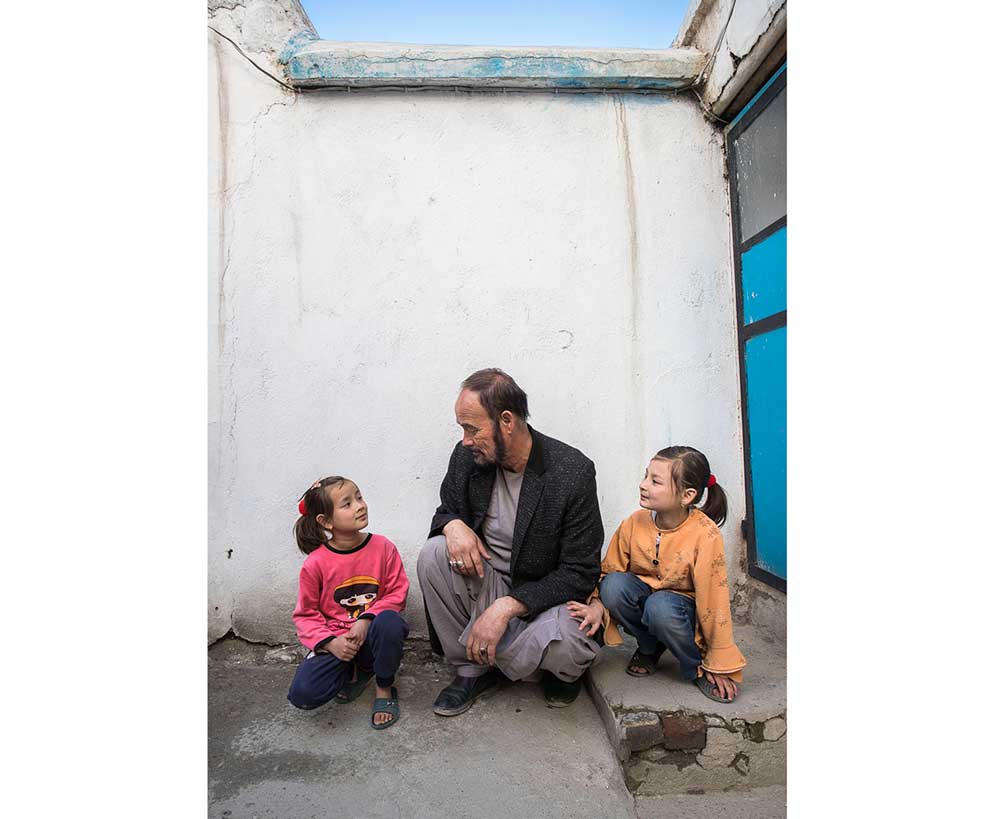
[704,671,738,701]
[465,596,526,665]
[346,618,371,645]
[443,519,492,578]
[566,599,604,638]
[325,634,360,662]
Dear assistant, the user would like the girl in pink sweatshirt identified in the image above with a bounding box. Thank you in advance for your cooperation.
[287,475,409,730]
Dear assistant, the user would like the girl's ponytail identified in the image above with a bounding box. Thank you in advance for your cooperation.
[294,513,328,555]
[293,475,347,555]
[700,479,728,528]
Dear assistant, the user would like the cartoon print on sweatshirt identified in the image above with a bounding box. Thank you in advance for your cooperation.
[334,575,379,620]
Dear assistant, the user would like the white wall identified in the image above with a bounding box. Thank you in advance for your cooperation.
[209,20,745,644]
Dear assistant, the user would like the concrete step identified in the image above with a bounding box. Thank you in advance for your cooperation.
[635,786,786,818]
[585,624,786,796]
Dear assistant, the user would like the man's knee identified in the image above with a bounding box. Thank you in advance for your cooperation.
[416,535,448,583]
[541,607,599,679]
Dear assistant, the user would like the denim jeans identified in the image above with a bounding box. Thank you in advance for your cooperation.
[287,610,409,710]
[598,571,702,681]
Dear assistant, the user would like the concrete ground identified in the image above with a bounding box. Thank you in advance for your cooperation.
[636,787,786,819]
[209,637,785,818]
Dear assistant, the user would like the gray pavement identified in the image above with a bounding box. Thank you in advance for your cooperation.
[209,638,637,819]
[636,787,786,819]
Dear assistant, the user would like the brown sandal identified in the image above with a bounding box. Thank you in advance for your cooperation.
[626,647,663,677]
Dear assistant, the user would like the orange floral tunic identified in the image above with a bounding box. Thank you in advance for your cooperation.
[591,508,746,681]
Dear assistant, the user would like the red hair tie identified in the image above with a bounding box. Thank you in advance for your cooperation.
[706,474,717,488]
[298,480,322,516]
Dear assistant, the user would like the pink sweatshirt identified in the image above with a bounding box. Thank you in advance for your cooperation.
[292,533,409,651]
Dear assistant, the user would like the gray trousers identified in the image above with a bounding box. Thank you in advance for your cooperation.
[416,535,600,682]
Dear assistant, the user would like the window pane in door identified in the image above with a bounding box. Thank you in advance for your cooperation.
[733,85,786,241]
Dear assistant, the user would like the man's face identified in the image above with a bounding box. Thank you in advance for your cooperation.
[455,389,499,466]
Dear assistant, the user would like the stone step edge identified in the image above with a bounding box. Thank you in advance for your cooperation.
[584,674,787,762]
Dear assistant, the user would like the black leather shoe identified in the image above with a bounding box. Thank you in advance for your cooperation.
[543,671,582,708]
[432,672,500,716]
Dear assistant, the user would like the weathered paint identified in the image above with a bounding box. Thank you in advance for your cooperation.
[280,39,707,91]
[675,0,786,117]
[278,28,318,65]
[209,0,317,81]
[728,62,786,128]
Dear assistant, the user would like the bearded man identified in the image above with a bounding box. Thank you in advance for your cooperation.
[416,368,604,715]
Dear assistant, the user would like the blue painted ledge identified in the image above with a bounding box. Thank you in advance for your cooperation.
[279,36,706,91]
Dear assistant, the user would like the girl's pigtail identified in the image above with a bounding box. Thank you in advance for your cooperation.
[700,480,728,528]
[294,512,327,555]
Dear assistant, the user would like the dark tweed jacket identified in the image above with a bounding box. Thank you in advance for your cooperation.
[428,426,604,619]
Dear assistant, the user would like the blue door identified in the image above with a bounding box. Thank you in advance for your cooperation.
[727,66,786,590]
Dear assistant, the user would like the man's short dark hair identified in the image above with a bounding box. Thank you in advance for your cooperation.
[461,368,529,422]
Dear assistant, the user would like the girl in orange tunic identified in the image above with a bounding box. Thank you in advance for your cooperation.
[568,446,746,702]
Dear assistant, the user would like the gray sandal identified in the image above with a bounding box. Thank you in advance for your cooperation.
[371,686,400,730]
[694,674,739,703]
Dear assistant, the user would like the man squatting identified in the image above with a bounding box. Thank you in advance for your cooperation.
[417,368,604,714]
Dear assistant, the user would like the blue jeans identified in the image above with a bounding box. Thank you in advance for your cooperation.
[287,610,409,710]
[599,571,702,681]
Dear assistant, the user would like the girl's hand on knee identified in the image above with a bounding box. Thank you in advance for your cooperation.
[347,619,371,645]
[567,600,604,637]
[328,634,360,662]
[705,671,737,701]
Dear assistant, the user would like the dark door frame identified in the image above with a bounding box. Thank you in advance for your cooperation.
[726,67,787,593]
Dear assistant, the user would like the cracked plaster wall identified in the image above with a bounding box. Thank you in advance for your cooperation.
[209,0,315,78]
[208,3,745,645]
[676,0,786,114]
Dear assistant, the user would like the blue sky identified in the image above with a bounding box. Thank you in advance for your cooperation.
[298,1,690,49]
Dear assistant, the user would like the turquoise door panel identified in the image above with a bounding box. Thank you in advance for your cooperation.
[744,326,787,579]
[741,226,786,325]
